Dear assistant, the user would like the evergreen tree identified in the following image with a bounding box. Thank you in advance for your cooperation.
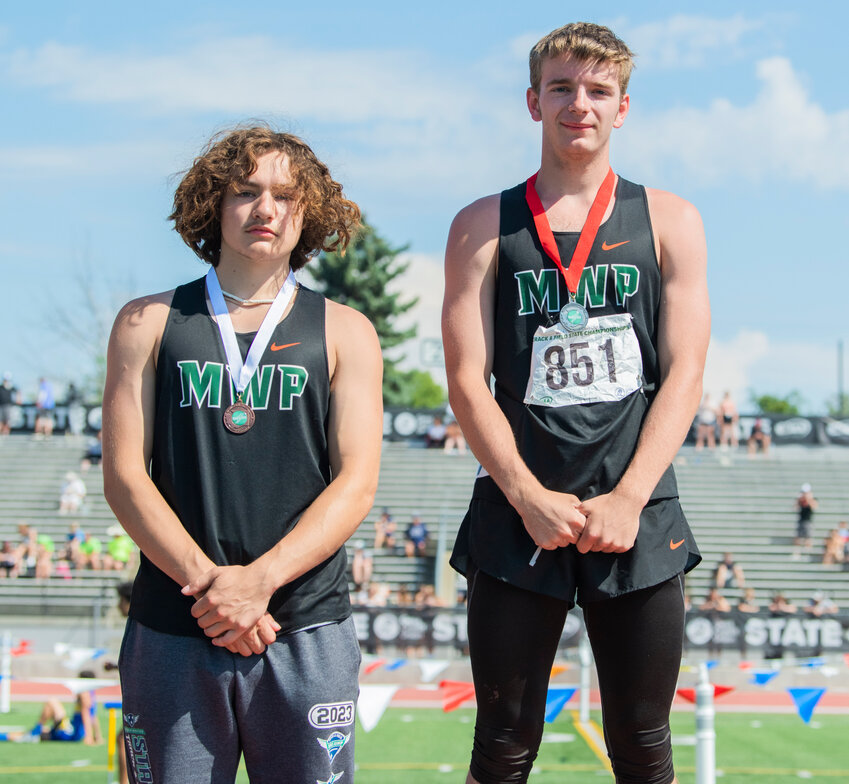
[310,218,429,404]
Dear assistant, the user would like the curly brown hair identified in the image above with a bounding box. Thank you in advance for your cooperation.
[170,124,361,270]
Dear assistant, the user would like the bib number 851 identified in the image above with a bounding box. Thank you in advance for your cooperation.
[523,313,642,407]
[544,338,616,390]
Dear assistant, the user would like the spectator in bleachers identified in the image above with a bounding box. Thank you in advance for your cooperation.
[0,372,20,436]
[15,523,38,577]
[351,541,373,594]
[74,532,103,571]
[736,587,760,613]
[837,521,849,561]
[717,391,739,449]
[443,419,467,455]
[34,377,56,439]
[746,417,771,455]
[805,591,838,617]
[35,534,55,579]
[60,522,85,562]
[365,582,391,606]
[414,583,442,608]
[713,551,745,590]
[404,514,429,557]
[694,394,717,451]
[102,525,135,571]
[699,588,730,613]
[64,382,85,436]
[80,430,103,471]
[0,541,19,578]
[373,508,397,550]
[395,583,413,606]
[425,416,447,448]
[58,472,87,515]
[822,528,845,565]
[792,483,817,558]
[768,591,797,614]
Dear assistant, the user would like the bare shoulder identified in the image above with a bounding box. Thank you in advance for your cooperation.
[113,290,174,332]
[324,298,378,341]
[446,193,501,269]
[109,290,175,364]
[324,299,382,379]
[644,187,706,275]
[450,193,501,235]
[645,187,704,238]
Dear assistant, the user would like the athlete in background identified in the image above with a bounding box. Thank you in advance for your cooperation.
[103,125,382,783]
[443,23,709,784]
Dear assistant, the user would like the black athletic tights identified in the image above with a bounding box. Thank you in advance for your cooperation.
[466,565,685,784]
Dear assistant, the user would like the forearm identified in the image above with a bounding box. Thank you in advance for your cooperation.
[448,374,543,512]
[103,466,214,586]
[249,470,377,593]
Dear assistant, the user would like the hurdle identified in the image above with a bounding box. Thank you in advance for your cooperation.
[104,700,122,784]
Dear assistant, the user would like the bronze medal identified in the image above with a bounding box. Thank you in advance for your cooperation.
[223,401,255,434]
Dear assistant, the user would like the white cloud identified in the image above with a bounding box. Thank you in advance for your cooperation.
[392,252,446,383]
[0,140,185,177]
[3,26,846,200]
[615,14,765,70]
[618,57,849,189]
[705,330,837,413]
[3,38,473,121]
[704,330,770,406]
[8,30,849,195]
[1,36,536,198]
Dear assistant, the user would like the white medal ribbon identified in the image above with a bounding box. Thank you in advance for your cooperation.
[205,266,297,398]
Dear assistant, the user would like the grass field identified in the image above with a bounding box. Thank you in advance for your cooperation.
[1,702,848,782]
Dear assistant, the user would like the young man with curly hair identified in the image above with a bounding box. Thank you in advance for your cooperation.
[103,125,382,783]
[443,23,709,784]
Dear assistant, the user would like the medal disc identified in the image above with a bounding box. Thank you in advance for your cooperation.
[559,302,589,331]
[223,402,255,434]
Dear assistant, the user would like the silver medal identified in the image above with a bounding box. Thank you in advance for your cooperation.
[559,301,589,331]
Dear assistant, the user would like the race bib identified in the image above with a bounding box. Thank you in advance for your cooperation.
[524,313,643,407]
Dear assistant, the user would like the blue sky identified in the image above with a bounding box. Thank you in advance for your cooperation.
[1,1,847,413]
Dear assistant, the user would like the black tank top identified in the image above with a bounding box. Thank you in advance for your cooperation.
[487,176,678,500]
[129,277,351,637]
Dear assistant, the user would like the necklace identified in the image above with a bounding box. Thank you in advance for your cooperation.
[220,290,278,306]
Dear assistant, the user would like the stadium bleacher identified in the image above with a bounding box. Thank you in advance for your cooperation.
[0,435,124,616]
[1,435,847,617]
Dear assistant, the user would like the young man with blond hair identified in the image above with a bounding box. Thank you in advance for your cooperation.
[103,125,383,783]
[443,23,709,784]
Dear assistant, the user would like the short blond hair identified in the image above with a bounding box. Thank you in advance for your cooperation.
[529,22,635,96]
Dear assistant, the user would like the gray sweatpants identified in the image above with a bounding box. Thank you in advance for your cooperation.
[119,617,360,784]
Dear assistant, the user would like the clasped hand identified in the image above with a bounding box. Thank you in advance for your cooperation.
[522,487,642,555]
[182,564,280,657]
